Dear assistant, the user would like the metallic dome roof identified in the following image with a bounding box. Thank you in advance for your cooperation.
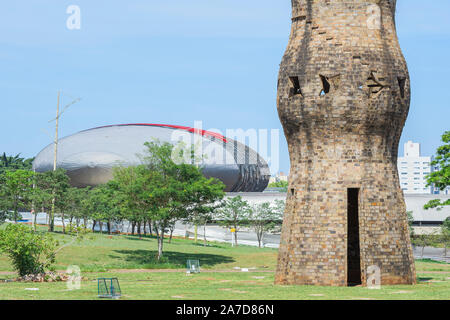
[33,124,270,192]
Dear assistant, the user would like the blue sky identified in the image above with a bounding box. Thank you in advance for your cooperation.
[0,1,449,174]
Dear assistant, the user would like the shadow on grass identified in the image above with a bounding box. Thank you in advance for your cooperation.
[190,242,225,249]
[416,258,448,265]
[111,249,234,268]
[122,235,156,241]
[418,277,434,282]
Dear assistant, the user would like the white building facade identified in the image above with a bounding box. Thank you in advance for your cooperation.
[397,141,432,194]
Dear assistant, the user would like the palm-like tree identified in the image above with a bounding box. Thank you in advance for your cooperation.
[0,153,34,174]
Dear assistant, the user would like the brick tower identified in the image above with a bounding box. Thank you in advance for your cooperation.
[275,0,416,286]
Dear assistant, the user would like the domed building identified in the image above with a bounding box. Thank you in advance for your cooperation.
[32,124,270,192]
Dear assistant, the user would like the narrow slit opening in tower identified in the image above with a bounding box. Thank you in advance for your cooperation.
[319,75,330,96]
[289,76,302,97]
[398,77,406,98]
[347,188,362,287]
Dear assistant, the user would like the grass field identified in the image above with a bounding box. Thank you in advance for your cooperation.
[0,226,449,300]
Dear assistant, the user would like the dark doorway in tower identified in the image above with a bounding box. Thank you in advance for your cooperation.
[347,188,362,286]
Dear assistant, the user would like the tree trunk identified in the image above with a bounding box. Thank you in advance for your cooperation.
[257,231,262,248]
[33,211,37,231]
[148,220,152,236]
[194,224,198,243]
[169,227,174,243]
[92,220,97,232]
[13,202,18,223]
[203,222,207,247]
[49,196,55,232]
[234,230,238,247]
[157,230,165,260]
[99,221,103,234]
[107,220,111,234]
[61,212,66,234]
[137,222,141,237]
[131,221,135,235]
[143,220,147,236]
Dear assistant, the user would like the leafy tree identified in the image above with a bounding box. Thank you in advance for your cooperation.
[406,211,415,237]
[84,183,121,234]
[110,141,225,260]
[216,196,251,247]
[0,169,35,222]
[425,131,450,209]
[0,224,58,276]
[34,169,70,232]
[142,141,225,259]
[112,165,153,235]
[249,202,283,248]
[62,187,91,230]
[442,218,450,257]
[268,180,288,191]
[183,176,225,244]
[0,153,34,175]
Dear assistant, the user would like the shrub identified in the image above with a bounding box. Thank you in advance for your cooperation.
[0,224,59,276]
[66,223,91,235]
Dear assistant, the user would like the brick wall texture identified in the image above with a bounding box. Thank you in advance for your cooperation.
[275,0,416,286]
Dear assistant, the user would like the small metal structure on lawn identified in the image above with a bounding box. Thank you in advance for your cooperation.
[98,278,121,299]
[186,260,200,274]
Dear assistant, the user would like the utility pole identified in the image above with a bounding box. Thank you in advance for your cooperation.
[48,91,81,232]
[53,91,60,171]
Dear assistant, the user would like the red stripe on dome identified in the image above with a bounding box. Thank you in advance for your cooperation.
[91,123,227,143]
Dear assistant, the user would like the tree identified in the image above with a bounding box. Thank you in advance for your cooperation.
[441,218,450,257]
[85,183,121,234]
[216,196,251,247]
[62,187,91,230]
[0,169,35,223]
[425,131,450,209]
[268,180,288,192]
[0,153,34,175]
[249,202,283,248]
[405,210,415,239]
[34,169,70,232]
[111,141,225,260]
[183,176,225,244]
[143,141,225,259]
[112,165,152,236]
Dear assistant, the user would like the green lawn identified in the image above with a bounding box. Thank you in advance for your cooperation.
[1,270,449,300]
[0,226,278,272]
[0,226,449,300]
